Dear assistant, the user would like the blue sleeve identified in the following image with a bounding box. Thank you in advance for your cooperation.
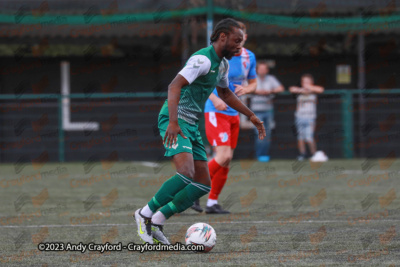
[248,52,257,80]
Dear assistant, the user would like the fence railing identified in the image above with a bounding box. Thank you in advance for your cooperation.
[1,89,399,162]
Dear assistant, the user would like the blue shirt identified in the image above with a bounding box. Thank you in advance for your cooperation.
[204,48,257,116]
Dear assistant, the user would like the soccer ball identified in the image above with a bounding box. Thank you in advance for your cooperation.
[185,222,216,252]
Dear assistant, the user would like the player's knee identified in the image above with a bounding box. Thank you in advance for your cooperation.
[224,154,233,165]
[178,167,195,180]
[187,169,195,179]
[217,154,232,167]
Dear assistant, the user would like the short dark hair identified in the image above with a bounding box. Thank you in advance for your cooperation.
[210,18,241,44]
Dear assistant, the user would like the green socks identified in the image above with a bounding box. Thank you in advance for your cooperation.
[147,172,211,219]
[159,182,211,219]
[147,172,193,212]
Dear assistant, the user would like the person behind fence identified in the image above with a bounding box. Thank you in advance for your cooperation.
[289,73,328,162]
[249,61,284,162]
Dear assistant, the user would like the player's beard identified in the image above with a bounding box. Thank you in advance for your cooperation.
[222,43,234,60]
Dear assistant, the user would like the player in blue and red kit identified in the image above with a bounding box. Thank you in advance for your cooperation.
[192,21,257,214]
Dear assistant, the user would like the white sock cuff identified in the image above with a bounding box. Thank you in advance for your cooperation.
[207,199,218,207]
[141,204,154,217]
[152,211,166,225]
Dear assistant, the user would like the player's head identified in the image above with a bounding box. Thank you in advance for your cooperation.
[301,73,314,87]
[210,18,244,60]
[256,60,269,76]
[236,21,248,47]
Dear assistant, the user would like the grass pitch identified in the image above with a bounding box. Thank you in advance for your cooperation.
[0,159,399,266]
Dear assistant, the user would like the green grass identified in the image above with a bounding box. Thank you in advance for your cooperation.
[0,159,399,266]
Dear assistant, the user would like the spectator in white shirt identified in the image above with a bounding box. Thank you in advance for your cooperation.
[289,74,326,161]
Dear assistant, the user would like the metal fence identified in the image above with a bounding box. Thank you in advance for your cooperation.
[1,89,399,163]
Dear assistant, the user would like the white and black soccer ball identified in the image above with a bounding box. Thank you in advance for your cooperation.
[185,222,216,252]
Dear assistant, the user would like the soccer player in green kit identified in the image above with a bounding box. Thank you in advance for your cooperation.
[134,18,266,244]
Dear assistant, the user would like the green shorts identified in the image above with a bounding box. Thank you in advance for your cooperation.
[158,115,208,161]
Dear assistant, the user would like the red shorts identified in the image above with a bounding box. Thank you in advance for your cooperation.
[205,112,240,149]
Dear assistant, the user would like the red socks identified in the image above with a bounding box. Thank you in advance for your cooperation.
[208,159,221,179]
[209,163,229,200]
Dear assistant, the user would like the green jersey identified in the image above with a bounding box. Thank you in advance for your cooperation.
[159,45,229,125]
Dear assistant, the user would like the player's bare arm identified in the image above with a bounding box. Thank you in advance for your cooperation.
[208,93,228,110]
[163,74,188,148]
[216,86,266,140]
[233,78,257,96]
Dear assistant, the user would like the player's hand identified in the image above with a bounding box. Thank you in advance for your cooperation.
[250,114,266,140]
[234,84,248,96]
[163,122,187,148]
[213,98,228,111]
